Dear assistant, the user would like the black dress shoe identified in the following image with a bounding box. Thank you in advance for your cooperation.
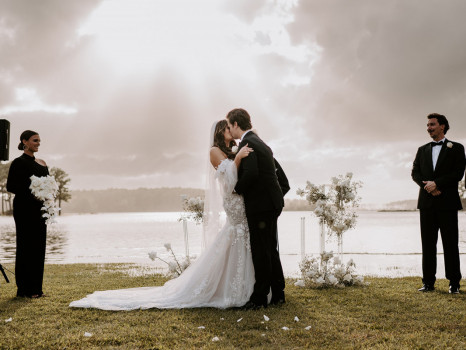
[242,301,266,310]
[418,284,435,292]
[270,298,285,306]
[449,285,460,294]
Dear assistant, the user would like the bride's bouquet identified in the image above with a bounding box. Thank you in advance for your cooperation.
[29,175,60,224]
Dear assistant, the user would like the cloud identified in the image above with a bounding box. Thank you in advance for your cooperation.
[1,0,465,205]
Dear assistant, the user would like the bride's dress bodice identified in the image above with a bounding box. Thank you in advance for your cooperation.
[69,158,254,310]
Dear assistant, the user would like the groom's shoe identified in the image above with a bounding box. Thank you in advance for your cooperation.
[270,297,285,306]
[242,301,266,310]
[418,284,435,292]
[449,285,460,294]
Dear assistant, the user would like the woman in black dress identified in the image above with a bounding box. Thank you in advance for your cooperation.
[6,130,49,298]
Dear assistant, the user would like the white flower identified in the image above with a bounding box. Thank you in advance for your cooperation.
[231,145,238,154]
[148,251,157,261]
[263,315,270,321]
[29,175,59,225]
[211,337,220,342]
[328,275,338,285]
[447,142,453,148]
[333,256,341,265]
[5,318,12,323]
[164,243,172,251]
[281,327,290,331]
[84,332,92,337]
[294,316,299,322]
[315,277,325,285]
[305,326,312,330]
[294,280,305,287]
[343,274,353,283]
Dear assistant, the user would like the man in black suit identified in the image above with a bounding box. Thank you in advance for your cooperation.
[411,113,465,294]
[226,108,289,309]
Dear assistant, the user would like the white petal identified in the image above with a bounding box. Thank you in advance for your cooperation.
[261,334,266,337]
[294,316,299,322]
[281,327,290,331]
[5,318,12,323]
[305,326,312,330]
[263,315,270,321]
[197,326,205,329]
[84,332,92,337]
[237,318,243,322]
[211,337,220,342]
[220,318,224,321]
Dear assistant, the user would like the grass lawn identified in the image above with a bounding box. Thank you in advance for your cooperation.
[0,263,464,349]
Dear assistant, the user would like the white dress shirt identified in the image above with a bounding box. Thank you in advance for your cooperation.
[432,137,445,170]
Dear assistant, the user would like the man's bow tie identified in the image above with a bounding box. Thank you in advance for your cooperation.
[431,141,444,147]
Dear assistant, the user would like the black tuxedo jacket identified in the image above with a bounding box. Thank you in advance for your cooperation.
[235,131,288,215]
[411,139,465,210]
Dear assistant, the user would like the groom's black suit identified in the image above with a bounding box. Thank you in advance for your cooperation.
[235,131,289,306]
[411,139,465,287]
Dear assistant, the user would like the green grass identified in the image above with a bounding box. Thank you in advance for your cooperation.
[0,264,464,349]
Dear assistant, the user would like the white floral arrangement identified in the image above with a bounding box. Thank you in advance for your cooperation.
[179,196,204,224]
[231,145,238,154]
[447,142,453,148]
[29,175,60,224]
[297,173,362,239]
[294,251,365,288]
[148,243,193,278]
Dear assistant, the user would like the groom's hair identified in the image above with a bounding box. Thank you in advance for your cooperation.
[226,108,252,131]
[427,113,449,134]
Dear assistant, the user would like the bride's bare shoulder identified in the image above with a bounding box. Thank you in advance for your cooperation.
[210,147,227,169]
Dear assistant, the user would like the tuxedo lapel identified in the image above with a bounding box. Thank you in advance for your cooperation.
[434,139,448,173]
[425,143,434,174]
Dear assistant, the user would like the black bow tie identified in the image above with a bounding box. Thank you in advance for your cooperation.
[431,141,443,147]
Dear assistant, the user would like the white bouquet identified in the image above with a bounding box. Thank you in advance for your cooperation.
[29,175,60,224]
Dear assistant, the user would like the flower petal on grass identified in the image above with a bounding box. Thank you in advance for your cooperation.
[197,326,205,329]
[237,318,243,322]
[305,326,312,330]
[263,315,270,321]
[84,332,92,337]
[5,318,12,323]
[282,327,290,330]
[212,336,220,342]
[294,316,299,322]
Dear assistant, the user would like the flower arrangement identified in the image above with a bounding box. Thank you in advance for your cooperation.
[29,175,60,224]
[294,251,365,288]
[447,142,453,148]
[148,243,192,277]
[297,173,362,255]
[179,196,204,224]
[231,145,238,154]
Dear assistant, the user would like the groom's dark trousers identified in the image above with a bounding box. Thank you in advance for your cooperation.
[412,139,465,287]
[235,131,289,306]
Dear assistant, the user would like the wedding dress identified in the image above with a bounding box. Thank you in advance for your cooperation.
[69,159,254,310]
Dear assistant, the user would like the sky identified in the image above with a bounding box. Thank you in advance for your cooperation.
[1,0,465,206]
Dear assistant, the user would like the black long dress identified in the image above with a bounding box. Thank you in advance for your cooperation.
[6,153,49,297]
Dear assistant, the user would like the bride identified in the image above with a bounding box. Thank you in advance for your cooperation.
[70,120,255,310]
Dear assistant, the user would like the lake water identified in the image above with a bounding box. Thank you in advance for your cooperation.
[0,211,465,278]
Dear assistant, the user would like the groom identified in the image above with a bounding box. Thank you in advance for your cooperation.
[411,113,465,294]
[226,108,289,309]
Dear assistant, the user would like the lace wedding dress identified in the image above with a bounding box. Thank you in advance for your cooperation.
[70,159,254,310]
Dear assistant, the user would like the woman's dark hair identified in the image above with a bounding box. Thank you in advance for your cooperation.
[427,113,450,134]
[226,108,252,131]
[212,120,236,160]
[18,130,39,150]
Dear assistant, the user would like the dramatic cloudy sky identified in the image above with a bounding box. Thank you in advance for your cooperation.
[1,0,465,205]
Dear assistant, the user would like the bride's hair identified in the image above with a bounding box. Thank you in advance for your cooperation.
[212,120,236,159]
